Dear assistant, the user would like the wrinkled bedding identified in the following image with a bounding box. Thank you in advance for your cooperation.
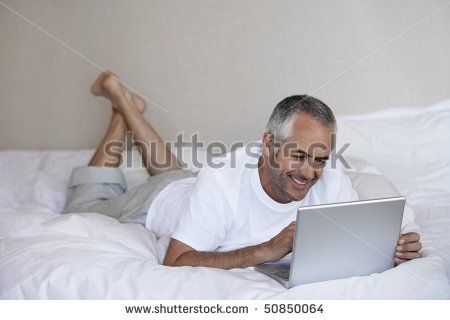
[1,100,449,299]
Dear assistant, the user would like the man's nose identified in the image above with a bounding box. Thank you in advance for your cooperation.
[300,163,315,180]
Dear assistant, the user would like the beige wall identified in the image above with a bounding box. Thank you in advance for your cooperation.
[1,0,449,150]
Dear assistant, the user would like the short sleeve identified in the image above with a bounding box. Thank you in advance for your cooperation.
[171,168,231,252]
[335,170,359,203]
[321,161,359,203]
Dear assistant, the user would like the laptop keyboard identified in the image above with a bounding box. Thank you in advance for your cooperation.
[270,269,290,281]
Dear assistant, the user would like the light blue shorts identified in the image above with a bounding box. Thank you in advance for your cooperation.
[64,166,196,225]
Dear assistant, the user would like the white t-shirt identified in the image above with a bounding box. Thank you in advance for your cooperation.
[145,144,358,252]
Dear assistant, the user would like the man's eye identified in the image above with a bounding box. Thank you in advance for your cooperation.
[293,154,306,159]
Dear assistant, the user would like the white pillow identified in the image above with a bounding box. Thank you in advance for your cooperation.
[344,156,418,233]
[336,100,450,209]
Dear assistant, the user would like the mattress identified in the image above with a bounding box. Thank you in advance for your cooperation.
[0,100,449,299]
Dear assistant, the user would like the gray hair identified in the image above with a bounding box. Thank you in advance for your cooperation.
[266,95,336,142]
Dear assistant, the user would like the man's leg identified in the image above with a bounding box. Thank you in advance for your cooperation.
[64,72,194,226]
[64,110,127,216]
[88,111,127,167]
[92,72,181,176]
[64,74,136,215]
[89,71,148,167]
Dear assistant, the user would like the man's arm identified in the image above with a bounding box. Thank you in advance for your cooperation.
[163,239,264,269]
[163,222,296,269]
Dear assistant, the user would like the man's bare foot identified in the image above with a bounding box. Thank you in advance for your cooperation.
[90,71,122,99]
[91,71,147,113]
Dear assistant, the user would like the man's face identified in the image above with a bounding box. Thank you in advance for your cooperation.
[262,114,333,203]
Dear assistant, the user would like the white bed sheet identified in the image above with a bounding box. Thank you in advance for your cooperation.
[1,100,450,299]
[1,212,448,299]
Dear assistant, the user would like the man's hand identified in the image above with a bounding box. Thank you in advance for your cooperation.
[259,221,296,263]
[395,232,422,265]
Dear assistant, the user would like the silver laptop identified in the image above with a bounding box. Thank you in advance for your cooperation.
[255,196,405,288]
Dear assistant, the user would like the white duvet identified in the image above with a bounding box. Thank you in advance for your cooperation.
[1,100,450,299]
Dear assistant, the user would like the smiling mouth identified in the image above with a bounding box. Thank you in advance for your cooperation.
[289,175,310,189]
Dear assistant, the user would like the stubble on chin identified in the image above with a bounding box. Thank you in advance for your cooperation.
[270,170,292,203]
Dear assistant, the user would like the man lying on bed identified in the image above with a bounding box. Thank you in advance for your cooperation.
[64,72,422,269]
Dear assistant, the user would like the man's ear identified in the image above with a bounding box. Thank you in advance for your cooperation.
[262,132,274,157]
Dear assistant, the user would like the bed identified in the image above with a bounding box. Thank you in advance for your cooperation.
[1,100,449,299]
